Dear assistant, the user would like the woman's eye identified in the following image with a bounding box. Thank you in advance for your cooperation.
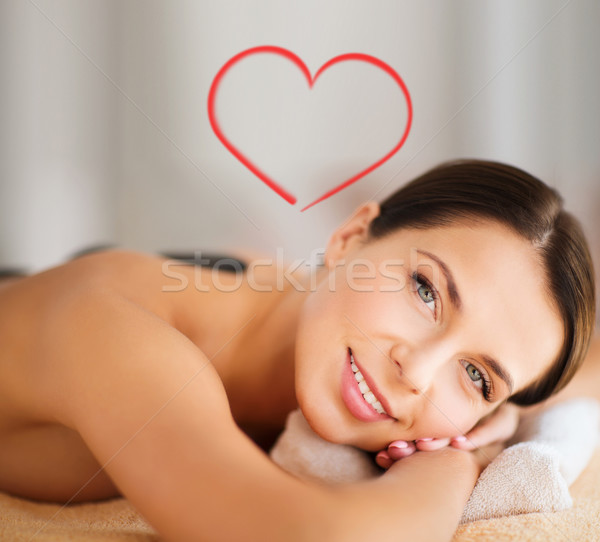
[463,361,492,401]
[466,363,482,385]
[413,274,437,313]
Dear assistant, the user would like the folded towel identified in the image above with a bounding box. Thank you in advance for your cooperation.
[270,408,380,485]
[269,398,600,523]
[461,397,600,522]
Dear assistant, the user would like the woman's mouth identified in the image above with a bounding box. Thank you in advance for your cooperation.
[341,348,393,422]
[350,354,387,414]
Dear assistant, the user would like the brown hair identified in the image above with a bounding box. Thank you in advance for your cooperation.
[368,159,596,406]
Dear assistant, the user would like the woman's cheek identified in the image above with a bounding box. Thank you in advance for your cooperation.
[352,292,419,332]
[418,397,478,439]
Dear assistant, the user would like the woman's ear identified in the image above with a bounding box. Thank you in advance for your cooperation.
[324,202,380,269]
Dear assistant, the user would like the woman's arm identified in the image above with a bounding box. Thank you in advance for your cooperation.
[329,448,479,542]
[30,288,479,542]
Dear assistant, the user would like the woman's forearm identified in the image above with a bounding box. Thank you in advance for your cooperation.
[206,446,479,542]
[323,448,480,542]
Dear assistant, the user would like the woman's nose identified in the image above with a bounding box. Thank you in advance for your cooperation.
[390,342,446,396]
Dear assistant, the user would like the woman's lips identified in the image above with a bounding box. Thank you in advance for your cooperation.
[341,349,394,422]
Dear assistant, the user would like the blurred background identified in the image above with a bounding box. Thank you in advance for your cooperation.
[1,1,599,306]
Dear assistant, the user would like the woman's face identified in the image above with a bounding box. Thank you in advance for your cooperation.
[294,204,564,451]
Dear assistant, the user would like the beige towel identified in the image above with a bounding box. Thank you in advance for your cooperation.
[270,398,600,524]
[0,492,157,541]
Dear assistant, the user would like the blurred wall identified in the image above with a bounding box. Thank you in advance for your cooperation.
[1,0,599,284]
[0,0,119,271]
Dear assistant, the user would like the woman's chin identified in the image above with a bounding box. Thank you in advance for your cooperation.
[299,403,349,443]
[298,403,385,451]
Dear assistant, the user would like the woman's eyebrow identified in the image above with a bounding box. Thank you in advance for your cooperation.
[481,354,515,395]
[416,249,462,310]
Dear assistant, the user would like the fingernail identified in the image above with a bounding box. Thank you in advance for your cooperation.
[376,451,393,470]
[389,440,408,449]
[453,436,467,442]
[417,438,433,442]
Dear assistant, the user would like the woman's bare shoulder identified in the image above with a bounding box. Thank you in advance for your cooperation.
[36,287,229,423]
[0,251,196,421]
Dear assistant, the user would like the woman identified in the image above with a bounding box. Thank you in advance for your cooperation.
[0,160,595,541]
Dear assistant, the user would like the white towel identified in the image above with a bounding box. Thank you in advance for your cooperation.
[269,398,600,523]
[462,397,600,523]
[270,408,380,485]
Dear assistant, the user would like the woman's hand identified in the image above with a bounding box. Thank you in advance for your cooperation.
[375,402,519,469]
[450,402,520,451]
[469,442,506,472]
[377,439,507,473]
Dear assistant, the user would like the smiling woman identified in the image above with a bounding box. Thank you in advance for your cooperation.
[0,160,594,542]
[295,211,570,451]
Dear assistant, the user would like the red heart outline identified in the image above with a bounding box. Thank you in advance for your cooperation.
[207,45,412,211]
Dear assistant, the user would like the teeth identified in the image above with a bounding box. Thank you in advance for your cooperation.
[350,353,388,415]
[363,391,376,404]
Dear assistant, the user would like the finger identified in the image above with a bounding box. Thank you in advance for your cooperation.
[376,450,394,470]
[387,440,417,460]
[450,435,476,450]
[452,404,520,450]
[414,437,451,451]
[451,418,514,450]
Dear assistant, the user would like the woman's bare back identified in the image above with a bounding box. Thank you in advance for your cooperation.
[0,250,297,502]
